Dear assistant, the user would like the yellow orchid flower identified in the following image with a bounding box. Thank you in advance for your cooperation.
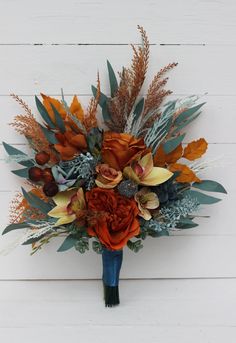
[134,187,160,220]
[48,188,86,227]
[123,152,173,186]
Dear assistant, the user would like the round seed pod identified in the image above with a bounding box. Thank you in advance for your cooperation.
[35,151,50,165]
[43,182,59,197]
[28,166,43,182]
[42,168,54,183]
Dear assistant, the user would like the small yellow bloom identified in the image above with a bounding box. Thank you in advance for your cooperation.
[134,187,159,220]
[48,188,86,227]
[123,153,173,186]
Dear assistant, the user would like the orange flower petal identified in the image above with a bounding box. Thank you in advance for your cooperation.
[154,144,183,167]
[69,134,87,149]
[102,149,121,170]
[102,132,148,170]
[70,95,84,121]
[54,144,78,160]
[86,188,140,250]
[183,138,208,161]
[169,163,201,183]
[41,93,66,121]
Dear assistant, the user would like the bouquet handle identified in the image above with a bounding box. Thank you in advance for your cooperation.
[102,247,123,307]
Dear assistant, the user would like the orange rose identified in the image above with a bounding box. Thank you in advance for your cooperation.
[86,188,140,250]
[102,132,149,171]
[95,164,123,189]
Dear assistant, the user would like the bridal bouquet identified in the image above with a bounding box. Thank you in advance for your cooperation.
[2,26,226,306]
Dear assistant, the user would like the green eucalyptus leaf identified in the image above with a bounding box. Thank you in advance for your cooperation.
[172,112,201,135]
[50,103,66,133]
[2,142,34,168]
[176,217,199,229]
[2,222,31,235]
[174,102,205,126]
[2,141,25,156]
[87,127,103,155]
[75,237,89,254]
[134,98,144,120]
[35,96,56,129]
[39,124,59,144]
[22,235,45,245]
[91,86,108,107]
[102,104,112,123]
[11,168,29,178]
[92,240,103,254]
[57,235,77,252]
[107,60,118,97]
[192,180,227,194]
[163,133,186,154]
[91,85,111,122]
[21,187,52,214]
[127,239,143,253]
[184,189,221,204]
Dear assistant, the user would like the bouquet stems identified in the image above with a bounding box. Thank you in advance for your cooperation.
[102,247,123,307]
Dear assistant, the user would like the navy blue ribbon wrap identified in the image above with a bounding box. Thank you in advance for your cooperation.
[102,247,123,307]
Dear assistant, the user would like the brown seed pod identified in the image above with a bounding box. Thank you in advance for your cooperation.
[28,166,43,182]
[43,182,59,197]
[42,168,54,183]
[35,151,50,165]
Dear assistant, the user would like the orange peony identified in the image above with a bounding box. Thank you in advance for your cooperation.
[86,188,140,250]
[101,132,149,171]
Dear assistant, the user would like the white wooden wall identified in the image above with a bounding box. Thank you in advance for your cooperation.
[0,0,236,341]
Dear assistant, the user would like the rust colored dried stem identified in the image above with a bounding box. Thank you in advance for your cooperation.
[143,62,178,117]
[9,94,58,163]
[107,25,150,132]
[85,73,100,131]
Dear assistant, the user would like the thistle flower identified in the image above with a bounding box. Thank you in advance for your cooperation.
[117,180,138,198]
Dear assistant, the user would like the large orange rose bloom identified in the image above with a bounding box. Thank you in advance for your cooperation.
[86,188,140,250]
[102,132,149,171]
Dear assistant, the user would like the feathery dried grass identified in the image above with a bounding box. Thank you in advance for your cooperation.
[107,25,150,132]
[84,73,100,131]
[9,192,25,224]
[10,94,58,163]
[127,25,150,113]
[143,62,178,117]
[9,187,49,224]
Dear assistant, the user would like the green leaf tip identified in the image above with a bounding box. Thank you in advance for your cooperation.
[107,60,118,97]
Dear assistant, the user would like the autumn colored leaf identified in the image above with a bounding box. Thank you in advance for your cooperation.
[154,144,183,167]
[41,93,86,134]
[169,163,201,183]
[183,138,208,161]
[70,95,84,122]
[41,93,66,122]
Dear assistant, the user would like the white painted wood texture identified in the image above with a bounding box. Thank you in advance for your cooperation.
[0,0,235,341]
[0,279,236,343]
